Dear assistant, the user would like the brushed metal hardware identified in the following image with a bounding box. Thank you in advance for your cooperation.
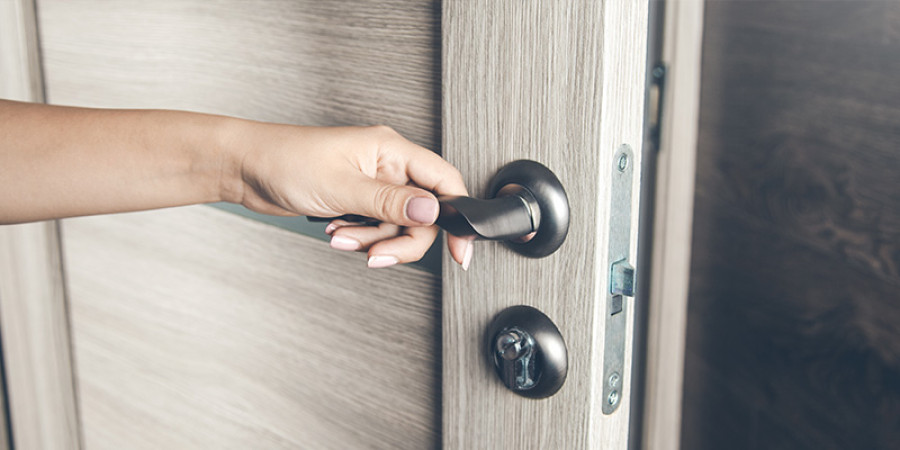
[601,144,636,414]
[437,160,569,258]
[494,328,537,390]
[486,305,567,399]
[306,160,567,258]
[610,259,635,298]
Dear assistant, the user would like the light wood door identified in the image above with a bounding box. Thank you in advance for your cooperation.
[443,1,648,448]
[0,1,650,448]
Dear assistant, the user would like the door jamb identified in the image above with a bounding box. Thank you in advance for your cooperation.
[641,1,705,449]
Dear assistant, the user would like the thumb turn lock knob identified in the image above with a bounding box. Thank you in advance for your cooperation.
[487,305,568,398]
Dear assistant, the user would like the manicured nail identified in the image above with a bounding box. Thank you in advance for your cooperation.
[325,223,339,235]
[462,240,473,271]
[406,196,439,224]
[368,255,399,269]
[330,235,360,251]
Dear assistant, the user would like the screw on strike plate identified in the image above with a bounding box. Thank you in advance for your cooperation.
[608,390,620,406]
[608,372,621,388]
[617,153,629,172]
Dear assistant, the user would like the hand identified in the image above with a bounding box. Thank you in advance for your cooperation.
[229,123,472,269]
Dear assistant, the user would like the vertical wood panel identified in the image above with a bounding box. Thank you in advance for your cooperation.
[33,1,446,447]
[0,0,43,102]
[0,224,80,450]
[62,207,441,449]
[442,1,648,448]
[36,0,441,153]
[0,1,81,449]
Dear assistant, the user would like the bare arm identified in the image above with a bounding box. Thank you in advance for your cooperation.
[0,99,236,223]
[0,100,472,268]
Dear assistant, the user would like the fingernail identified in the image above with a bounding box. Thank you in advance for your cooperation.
[368,255,399,269]
[406,196,439,224]
[325,223,339,235]
[462,240,473,271]
[330,235,361,251]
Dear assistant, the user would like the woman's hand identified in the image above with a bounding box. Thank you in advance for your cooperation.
[227,122,472,269]
[0,100,469,268]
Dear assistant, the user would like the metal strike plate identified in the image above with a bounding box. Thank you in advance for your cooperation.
[602,144,636,414]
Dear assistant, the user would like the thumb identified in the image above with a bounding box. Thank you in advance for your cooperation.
[343,177,439,227]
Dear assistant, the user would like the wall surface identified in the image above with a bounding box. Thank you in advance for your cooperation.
[683,1,900,449]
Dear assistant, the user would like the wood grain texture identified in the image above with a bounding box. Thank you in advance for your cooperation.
[61,206,440,449]
[442,1,648,448]
[0,0,43,102]
[36,0,441,152]
[0,222,81,450]
[642,1,705,449]
[36,3,445,447]
[0,1,80,449]
[683,2,900,449]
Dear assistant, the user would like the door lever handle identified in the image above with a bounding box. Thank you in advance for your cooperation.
[436,185,537,241]
[309,160,569,258]
[436,160,569,258]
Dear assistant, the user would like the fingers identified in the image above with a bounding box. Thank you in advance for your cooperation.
[324,218,361,235]
[327,219,474,270]
[325,127,474,269]
[447,235,474,270]
[336,175,440,228]
[389,139,469,198]
[366,225,440,268]
[328,222,439,268]
[329,222,401,251]
[324,219,350,235]
[399,148,472,269]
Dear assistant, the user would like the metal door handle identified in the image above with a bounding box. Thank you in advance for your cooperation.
[436,187,537,241]
[436,160,569,258]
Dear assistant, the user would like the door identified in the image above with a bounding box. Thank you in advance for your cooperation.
[680,2,900,449]
[0,1,650,448]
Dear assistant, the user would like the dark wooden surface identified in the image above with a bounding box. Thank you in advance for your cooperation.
[682,2,900,449]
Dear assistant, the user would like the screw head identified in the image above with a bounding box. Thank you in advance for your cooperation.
[652,65,665,79]
[608,372,620,388]
[607,390,619,406]
[617,154,628,172]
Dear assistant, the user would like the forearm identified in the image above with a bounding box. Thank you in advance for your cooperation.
[0,100,242,224]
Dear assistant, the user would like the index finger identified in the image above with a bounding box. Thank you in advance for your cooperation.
[390,139,469,198]
[386,138,472,267]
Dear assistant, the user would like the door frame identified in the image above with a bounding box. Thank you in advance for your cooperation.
[0,1,705,448]
[640,0,706,448]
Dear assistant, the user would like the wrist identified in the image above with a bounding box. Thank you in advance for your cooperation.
[204,114,250,205]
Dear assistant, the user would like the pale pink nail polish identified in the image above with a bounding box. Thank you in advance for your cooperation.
[462,240,473,271]
[330,235,360,251]
[406,197,439,224]
[325,223,339,235]
[368,255,399,269]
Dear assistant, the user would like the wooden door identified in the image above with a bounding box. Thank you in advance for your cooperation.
[442,1,648,448]
[0,1,650,448]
